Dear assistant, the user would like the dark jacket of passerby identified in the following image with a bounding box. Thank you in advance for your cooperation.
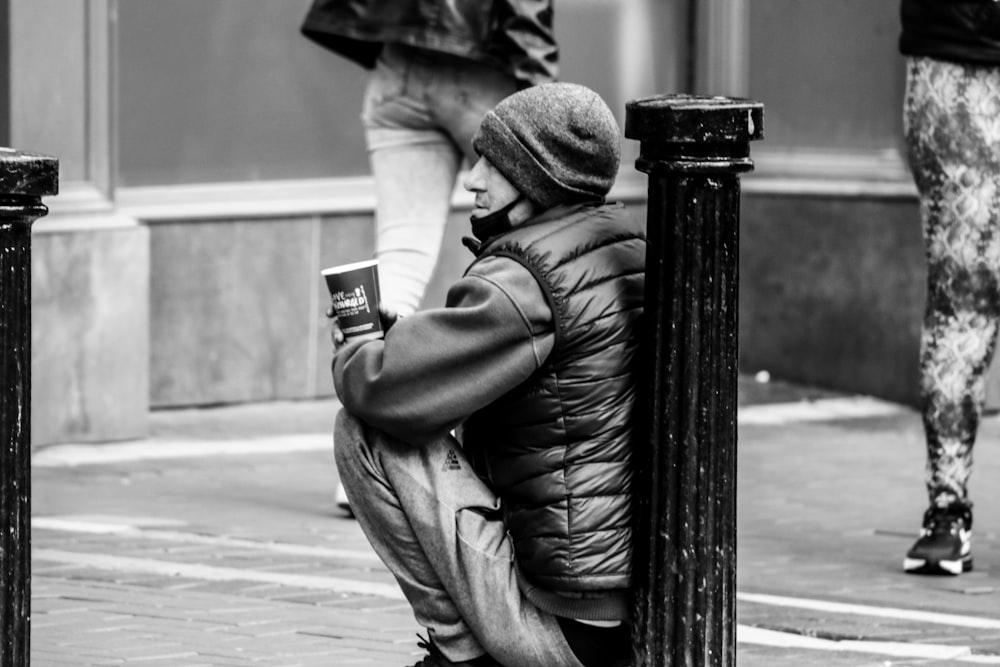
[900,0,1000,64]
[300,0,558,87]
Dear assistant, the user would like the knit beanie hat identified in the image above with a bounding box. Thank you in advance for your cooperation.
[472,82,621,209]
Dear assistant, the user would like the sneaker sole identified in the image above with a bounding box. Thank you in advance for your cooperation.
[903,555,973,576]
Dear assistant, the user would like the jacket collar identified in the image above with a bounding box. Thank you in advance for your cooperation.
[462,199,607,257]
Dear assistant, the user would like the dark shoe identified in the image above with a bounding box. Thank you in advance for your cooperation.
[335,481,354,519]
[408,635,501,667]
[903,504,973,575]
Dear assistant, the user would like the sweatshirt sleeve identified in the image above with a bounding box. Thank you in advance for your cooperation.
[332,255,554,444]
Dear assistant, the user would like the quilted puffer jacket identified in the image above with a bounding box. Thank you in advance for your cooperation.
[300,0,558,87]
[900,0,1000,64]
[462,201,646,620]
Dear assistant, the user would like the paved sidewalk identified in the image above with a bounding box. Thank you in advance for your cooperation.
[29,377,1000,666]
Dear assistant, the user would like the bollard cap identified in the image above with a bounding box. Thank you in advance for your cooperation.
[0,148,59,197]
[624,94,764,145]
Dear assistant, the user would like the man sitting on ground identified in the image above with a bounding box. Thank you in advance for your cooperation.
[329,82,645,667]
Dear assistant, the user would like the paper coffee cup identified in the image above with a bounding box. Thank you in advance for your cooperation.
[322,259,384,342]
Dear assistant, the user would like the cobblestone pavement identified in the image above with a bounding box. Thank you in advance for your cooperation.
[29,377,1000,666]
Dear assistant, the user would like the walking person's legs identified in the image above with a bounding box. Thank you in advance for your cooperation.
[362,47,466,317]
[334,410,585,667]
[363,48,520,316]
[334,48,520,515]
[902,56,1000,574]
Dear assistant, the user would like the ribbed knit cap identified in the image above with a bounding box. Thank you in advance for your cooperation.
[472,83,621,209]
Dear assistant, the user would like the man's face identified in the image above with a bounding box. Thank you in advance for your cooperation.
[463,157,521,220]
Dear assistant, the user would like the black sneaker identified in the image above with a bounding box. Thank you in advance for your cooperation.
[335,481,354,518]
[903,505,973,575]
[408,635,502,667]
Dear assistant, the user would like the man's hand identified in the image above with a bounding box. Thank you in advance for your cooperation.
[325,303,402,353]
[378,303,401,333]
[325,305,347,352]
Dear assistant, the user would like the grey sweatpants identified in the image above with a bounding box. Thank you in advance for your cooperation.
[334,410,586,667]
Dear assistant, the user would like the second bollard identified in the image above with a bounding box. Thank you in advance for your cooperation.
[0,148,58,667]
[625,95,763,667]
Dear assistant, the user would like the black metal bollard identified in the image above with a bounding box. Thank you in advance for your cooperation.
[625,96,762,667]
[1,148,58,667]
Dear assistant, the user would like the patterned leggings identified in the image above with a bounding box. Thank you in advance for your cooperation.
[903,56,1000,510]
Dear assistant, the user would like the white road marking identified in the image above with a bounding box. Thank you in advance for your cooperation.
[737,396,908,425]
[738,592,1000,630]
[33,516,382,563]
[34,548,405,600]
[32,433,331,467]
[34,515,185,531]
[738,626,1000,663]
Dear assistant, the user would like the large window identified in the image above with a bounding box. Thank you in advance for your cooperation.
[118,0,370,186]
[748,0,904,154]
[693,0,908,186]
[745,0,907,183]
[117,0,679,189]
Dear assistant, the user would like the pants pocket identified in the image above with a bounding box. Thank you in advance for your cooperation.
[455,497,508,559]
[361,60,408,124]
